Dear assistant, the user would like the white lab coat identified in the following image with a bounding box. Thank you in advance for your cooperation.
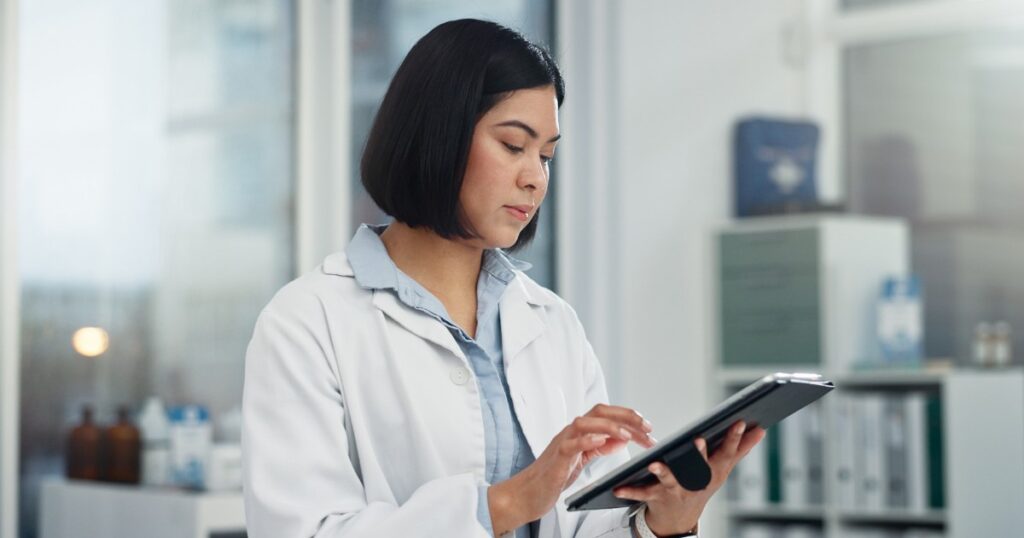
[242,252,635,537]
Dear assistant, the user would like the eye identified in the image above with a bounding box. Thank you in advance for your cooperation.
[503,142,524,154]
[540,154,554,164]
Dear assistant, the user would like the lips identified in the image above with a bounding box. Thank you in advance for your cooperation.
[504,205,531,222]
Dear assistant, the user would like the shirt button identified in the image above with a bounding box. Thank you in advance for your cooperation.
[449,366,470,385]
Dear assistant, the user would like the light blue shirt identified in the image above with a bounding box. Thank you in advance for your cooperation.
[346,224,538,537]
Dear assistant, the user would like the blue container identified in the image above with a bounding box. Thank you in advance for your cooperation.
[734,117,820,217]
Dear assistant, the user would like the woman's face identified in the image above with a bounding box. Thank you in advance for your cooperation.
[458,85,559,249]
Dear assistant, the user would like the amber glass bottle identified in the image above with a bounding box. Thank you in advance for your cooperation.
[103,405,141,484]
[66,405,103,480]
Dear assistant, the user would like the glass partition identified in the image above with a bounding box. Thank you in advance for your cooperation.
[16,0,295,535]
[845,29,1024,364]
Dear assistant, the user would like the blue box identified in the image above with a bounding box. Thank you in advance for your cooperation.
[734,117,820,217]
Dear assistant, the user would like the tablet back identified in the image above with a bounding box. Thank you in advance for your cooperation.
[566,374,834,511]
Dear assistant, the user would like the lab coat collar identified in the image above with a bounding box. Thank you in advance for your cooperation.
[321,251,553,308]
[322,252,356,277]
[500,277,547,362]
[321,251,554,361]
[370,289,467,360]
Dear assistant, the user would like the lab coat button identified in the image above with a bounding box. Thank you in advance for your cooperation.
[450,367,470,385]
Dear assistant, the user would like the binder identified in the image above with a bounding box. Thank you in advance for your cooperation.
[926,393,945,509]
[854,394,885,511]
[734,431,769,508]
[904,392,929,512]
[805,402,825,506]
[767,423,783,504]
[883,394,909,508]
[832,392,856,509]
[781,407,809,507]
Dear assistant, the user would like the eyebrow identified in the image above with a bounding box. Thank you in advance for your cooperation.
[494,120,561,143]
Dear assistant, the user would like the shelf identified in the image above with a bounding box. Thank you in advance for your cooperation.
[716,367,824,386]
[834,368,948,388]
[715,363,1003,389]
[838,508,946,526]
[726,505,947,526]
[726,505,826,522]
[716,368,1024,536]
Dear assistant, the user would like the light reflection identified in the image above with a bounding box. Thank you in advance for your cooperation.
[71,326,109,358]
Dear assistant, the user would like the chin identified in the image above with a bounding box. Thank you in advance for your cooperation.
[485,229,521,250]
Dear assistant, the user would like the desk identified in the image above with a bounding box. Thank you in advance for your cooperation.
[39,479,245,538]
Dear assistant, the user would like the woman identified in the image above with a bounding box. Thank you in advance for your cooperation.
[242,19,764,538]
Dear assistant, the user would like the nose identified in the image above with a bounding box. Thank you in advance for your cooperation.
[517,156,549,195]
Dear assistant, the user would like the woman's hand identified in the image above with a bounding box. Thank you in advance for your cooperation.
[488,404,657,534]
[613,421,766,536]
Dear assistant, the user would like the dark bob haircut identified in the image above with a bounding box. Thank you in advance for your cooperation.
[360,19,564,252]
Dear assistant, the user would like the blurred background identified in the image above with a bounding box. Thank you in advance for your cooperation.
[2,0,1024,537]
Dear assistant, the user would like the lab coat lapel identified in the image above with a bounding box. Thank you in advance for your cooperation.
[502,277,566,465]
[500,278,545,362]
[371,289,466,360]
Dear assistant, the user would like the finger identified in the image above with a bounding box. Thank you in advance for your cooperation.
[570,415,656,449]
[648,462,683,494]
[694,436,708,460]
[585,436,622,457]
[613,483,659,502]
[585,404,656,443]
[568,416,634,442]
[736,427,766,458]
[711,421,746,462]
[583,406,656,448]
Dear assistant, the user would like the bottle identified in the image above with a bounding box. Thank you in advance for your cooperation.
[66,405,103,481]
[169,405,212,490]
[103,405,141,484]
[974,322,994,367]
[138,397,171,487]
[993,321,1013,367]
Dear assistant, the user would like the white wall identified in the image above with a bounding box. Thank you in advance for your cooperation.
[559,2,816,535]
[560,0,813,431]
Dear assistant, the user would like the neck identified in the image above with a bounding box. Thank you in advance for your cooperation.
[379,221,484,300]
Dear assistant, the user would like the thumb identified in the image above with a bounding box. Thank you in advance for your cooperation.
[694,437,708,459]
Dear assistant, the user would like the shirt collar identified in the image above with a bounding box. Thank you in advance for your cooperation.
[345,223,532,292]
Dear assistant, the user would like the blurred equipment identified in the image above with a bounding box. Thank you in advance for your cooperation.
[102,406,141,484]
[207,445,243,492]
[734,117,836,217]
[65,405,103,481]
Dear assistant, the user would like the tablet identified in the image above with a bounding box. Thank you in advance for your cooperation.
[565,372,834,511]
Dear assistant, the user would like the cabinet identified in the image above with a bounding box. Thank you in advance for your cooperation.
[38,479,245,538]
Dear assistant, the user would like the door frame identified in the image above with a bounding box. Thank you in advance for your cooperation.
[0,0,20,536]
